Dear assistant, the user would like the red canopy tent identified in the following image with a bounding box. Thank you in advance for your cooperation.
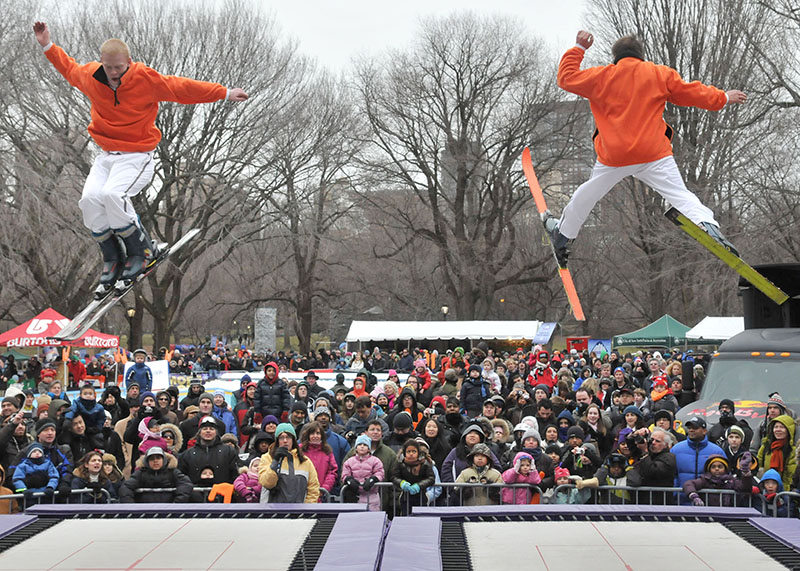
[0,308,119,348]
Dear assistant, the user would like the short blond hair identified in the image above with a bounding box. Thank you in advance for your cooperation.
[100,38,130,58]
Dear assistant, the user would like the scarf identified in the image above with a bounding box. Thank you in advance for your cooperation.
[769,439,786,471]
[650,387,672,402]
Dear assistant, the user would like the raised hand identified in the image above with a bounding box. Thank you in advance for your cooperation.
[228,88,249,102]
[33,21,50,47]
[576,30,594,50]
[725,90,747,104]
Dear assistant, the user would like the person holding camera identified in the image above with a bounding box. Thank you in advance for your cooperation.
[559,426,601,479]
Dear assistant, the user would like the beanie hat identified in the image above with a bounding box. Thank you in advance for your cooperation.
[726,425,745,439]
[461,423,485,440]
[414,359,426,369]
[274,423,296,440]
[139,391,156,405]
[198,392,214,404]
[355,434,372,449]
[221,433,238,446]
[719,399,735,411]
[653,410,673,423]
[704,454,729,473]
[521,428,541,445]
[566,425,585,441]
[430,396,447,411]
[545,444,562,455]
[262,415,280,427]
[291,401,307,414]
[213,389,226,398]
[767,393,786,411]
[468,364,482,374]
[617,427,633,445]
[35,417,57,434]
[513,423,529,434]
[393,411,413,430]
[534,384,551,397]
[26,442,45,458]
[444,369,457,382]
[623,405,643,418]
[651,374,668,388]
[314,406,331,418]
[554,466,571,480]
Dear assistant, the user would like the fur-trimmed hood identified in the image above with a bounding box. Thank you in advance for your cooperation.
[158,422,184,453]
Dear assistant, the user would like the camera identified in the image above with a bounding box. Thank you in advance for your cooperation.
[572,446,585,456]
[632,432,649,445]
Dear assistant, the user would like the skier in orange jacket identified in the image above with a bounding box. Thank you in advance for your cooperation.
[546,31,746,266]
[33,21,248,296]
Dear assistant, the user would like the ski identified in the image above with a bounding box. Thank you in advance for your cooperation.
[521,147,586,321]
[664,208,788,305]
[52,229,201,341]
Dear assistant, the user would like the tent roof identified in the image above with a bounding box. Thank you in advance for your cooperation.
[0,308,119,348]
[346,320,542,343]
[612,315,690,348]
[685,316,744,344]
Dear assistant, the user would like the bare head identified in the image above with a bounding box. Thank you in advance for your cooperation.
[612,35,644,64]
[100,38,131,83]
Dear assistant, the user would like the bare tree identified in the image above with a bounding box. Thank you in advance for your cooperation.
[355,14,583,320]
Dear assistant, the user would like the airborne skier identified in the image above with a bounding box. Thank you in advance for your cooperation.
[545,30,747,267]
[33,21,248,297]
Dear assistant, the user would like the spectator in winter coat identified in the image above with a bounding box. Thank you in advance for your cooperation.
[233,382,261,447]
[672,416,725,504]
[756,414,797,491]
[178,416,240,487]
[392,439,435,513]
[137,417,169,455]
[684,453,754,507]
[648,375,678,416]
[577,453,633,503]
[721,425,750,474]
[344,397,389,440]
[460,365,493,418]
[233,457,262,503]
[441,423,500,483]
[13,442,59,500]
[253,362,291,421]
[59,415,103,465]
[341,434,385,510]
[125,350,152,393]
[560,426,602,480]
[299,421,338,495]
[258,423,320,503]
[627,427,676,504]
[69,450,116,504]
[454,442,502,506]
[178,394,225,448]
[752,393,796,454]
[759,468,789,517]
[180,380,204,411]
[211,390,238,437]
[501,451,541,504]
[119,447,192,503]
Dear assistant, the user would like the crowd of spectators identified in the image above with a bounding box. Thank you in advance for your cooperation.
[0,342,796,516]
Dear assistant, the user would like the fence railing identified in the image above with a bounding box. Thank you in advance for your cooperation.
[772,491,800,517]
[0,488,113,511]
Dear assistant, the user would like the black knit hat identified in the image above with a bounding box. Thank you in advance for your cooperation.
[35,417,57,434]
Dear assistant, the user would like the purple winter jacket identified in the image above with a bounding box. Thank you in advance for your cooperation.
[341,452,384,510]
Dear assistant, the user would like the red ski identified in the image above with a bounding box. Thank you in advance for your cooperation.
[521,147,586,321]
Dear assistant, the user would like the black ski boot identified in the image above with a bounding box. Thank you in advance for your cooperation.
[117,223,154,281]
[542,211,571,268]
[700,222,739,257]
[92,230,125,299]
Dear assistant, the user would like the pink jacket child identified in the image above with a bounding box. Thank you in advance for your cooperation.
[302,442,339,494]
[234,458,262,503]
[341,435,385,511]
[138,417,169,455]
[501,452,542,505]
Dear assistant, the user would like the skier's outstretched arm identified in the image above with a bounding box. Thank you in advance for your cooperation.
[33,21,50,48]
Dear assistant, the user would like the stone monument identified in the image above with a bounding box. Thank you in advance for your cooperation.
[254,308,277,354]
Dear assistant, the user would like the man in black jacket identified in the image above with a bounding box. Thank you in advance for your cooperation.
[178,416,239,492]
[629,427,677,504]
[253,362,290,421]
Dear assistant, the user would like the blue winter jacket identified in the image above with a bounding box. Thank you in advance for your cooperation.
[212,404,238,437]
[12,457,59,492]
[673,435,724,503]
[65,398,107,431]
[126,363,153,393]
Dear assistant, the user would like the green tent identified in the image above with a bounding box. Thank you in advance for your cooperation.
[2,349,31,361]
[612,315,690,348]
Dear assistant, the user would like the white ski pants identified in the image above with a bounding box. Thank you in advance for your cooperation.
[558,155,718,239]
[79,151,154,233]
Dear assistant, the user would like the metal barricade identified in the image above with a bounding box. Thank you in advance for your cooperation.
[0,488,113,511]
[773,491,800,517]
[133,486,331,503]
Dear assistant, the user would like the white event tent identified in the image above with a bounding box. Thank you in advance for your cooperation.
[345,320,542,348]
[685,316,744,344]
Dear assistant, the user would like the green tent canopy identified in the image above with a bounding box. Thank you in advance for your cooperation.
[612,314,690,348]
[2,349,32,362]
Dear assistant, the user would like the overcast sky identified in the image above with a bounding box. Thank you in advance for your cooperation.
[259,0,588,71]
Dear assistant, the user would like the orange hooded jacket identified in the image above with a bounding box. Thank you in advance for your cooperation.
[557,46,727,167]
[44,44,227,152]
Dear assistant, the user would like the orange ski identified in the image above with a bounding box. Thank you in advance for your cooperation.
[521,147,586,321]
